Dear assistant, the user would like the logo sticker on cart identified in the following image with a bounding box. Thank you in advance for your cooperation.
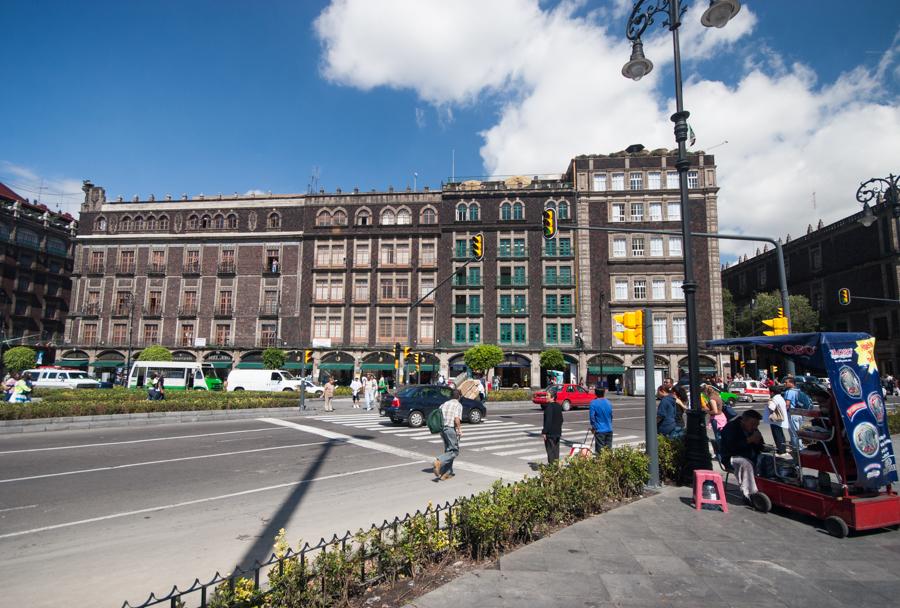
[853,422,880,458]
[864,462,883,479]
[828,348,853,363]
[838,366,862,398]
[846,402,867,420]
[866,392,885,424]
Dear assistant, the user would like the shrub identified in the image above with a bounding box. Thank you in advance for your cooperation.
[888,410,900,435]
[657,434,686,483]
[486,389,531,402]
[333,386,352,397]
[3,346,36,373]
[262,348,287,370]
[137,345,173,361]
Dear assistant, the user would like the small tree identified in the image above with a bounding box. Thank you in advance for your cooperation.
[463,345,504,373]
[137,345,173,362]
[539,349,566,371]
[263,348,287,370]
[3,346,36,373]
[735,290,819,336]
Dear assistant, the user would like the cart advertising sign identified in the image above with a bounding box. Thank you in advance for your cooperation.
[708,332,898,490]
[823,335,898,490]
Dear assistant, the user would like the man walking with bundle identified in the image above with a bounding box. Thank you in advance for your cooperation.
[433,388,463,481]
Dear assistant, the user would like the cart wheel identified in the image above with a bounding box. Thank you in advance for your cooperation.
[824,516,849,539]
[750,492,771,513]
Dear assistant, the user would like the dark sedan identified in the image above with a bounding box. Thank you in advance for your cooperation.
[380,385,486,427]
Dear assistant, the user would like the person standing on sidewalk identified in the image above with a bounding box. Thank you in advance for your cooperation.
[542,396,564,463]
[589,387,613,453]
[765,384,789,454]
[364,374,377,411]
[350,376,362,409]
[433,388,463,481]
[323,377,335,412]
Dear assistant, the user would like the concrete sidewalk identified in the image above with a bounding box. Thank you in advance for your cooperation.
[403,485,900,608]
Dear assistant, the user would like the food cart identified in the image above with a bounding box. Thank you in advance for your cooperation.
[708,332,899,537]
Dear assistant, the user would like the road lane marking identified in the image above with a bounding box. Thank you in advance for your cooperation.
[494,447,542,456]
[0,427,290,455]
[0,461,422,540]
[0,440,334,484]
[0,504,38,513]
[257,418,521,480]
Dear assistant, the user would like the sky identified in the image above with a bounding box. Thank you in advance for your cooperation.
[1,0,899,261]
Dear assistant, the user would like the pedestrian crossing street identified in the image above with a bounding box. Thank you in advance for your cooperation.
[312,413,644,462]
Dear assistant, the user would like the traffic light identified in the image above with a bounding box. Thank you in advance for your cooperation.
[413,353,420,365]
[613,310,643,345]
[838,288,851,306]
[542,208,557,240]
[394,342,401,361]
[304,350,313,364]
[403,346,411,359]
[762,316,789,336]
[470,233,484,261]
[777,307,784,318]
[772,364,779,374]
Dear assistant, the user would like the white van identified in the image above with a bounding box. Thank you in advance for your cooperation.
[25,367,102,390]
[127,361,223,391]
[226,369,324,396]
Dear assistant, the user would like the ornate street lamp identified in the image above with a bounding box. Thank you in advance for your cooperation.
[623,0,741,478]
[857,173,900,228]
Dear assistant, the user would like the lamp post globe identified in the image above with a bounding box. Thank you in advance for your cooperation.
[700,0,742,29]
[622,39,654,81]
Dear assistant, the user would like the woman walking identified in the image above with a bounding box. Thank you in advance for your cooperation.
[766,384,790,454]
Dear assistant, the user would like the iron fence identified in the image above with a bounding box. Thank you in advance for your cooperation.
[122,498,463,608]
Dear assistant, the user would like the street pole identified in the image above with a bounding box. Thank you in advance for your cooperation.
[124,293,135,386]
[643,307,660,488]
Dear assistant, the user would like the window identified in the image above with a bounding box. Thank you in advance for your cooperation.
[560,323,573,344]
[668,236,682,257]
[454,323,467,343]
[632,237,645,257]
[146,290,163,315]
[545,324,559,344]
[182,290,198,312]
[134,216,145,231]
[420,207,437,224]
[142,323,159,344]
[94,216,107,232]
[316,210,332,227]
[633,279,647,300]
[379,276,410,302]
[213,214,225,230]
[353,276,370,302]
[312,309,343,341]
[647,172,661,189]
[612,317,625,345]
[810,246,822,271]
[265,248,280,272]
[557,201,569,219]
[419,274,435,300]
[419,313,434,343]
[612,203,625,222]
[381,209,396,225]
[89,251,104,273]
[118,250,135,272]
[200,215,211,229]
[315,242,345,267]
[615,278,628,301]
[355,209,371,226]
[666,171,678,188]
[468,204,480,221]
[500,323,512,344]
[648,202,662,221]
[630,203,643,221]
[513,201,524,220]
[83,323,99,344]
[333,209,348,226]
[612,237,627,258]
[185,250,200,272]
[354,241,370,266]
[454,239,469,258]
[112,323,127,344]
[611,173,624,190]
[396,208,411,225]
[592,174,606,191]
[673,316,687,344]
[468,323,481,343]
[757,267,767,287]
[267,212,281,229]
[376,309,408,341]
[215,324,232,346]
[120,216,133,232]
[629,172,643,190]
[179,324,195,347]
[456,204,467,221]
[652,279,665,300]
[687,170,699,189]
[217,291,233,315]
[226,214,237,229]
[352,313,368,343]
[500,203,511,221]
[670,279,683,299]
[379,242,410,266]
[514,323,526,343]
[187,215,198,230]
[650,237,663,257]
[667,202,681,221]
[653,316,667,345]
[420,241,437,266]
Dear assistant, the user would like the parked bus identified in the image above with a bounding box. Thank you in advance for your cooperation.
[127,361,223,391]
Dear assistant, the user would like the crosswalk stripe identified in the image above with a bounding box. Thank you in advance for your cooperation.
[381,421,514,434]
[424,429,542,444]
[494,447,543,456]
[470,441,536,452]
[517,453,550,460]
[457,434,544,448]
[415,425,537,441]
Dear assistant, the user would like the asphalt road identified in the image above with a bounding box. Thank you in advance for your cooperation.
[0,398,657,608]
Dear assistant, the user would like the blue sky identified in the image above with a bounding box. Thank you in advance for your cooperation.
[1,1,898,259]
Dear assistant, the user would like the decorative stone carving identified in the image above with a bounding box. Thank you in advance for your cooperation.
[460,180,482,191]
[504,175,532,189]
[173,213,183,233]
[248,211,258,231]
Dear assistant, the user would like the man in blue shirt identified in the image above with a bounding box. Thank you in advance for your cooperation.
[589,387,614,453]
[656,387,683,439]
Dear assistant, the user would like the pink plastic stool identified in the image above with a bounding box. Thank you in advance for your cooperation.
[693,469,728,513]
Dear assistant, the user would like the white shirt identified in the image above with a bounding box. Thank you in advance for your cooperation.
[350,379,362,395]
[766,394,790,429]
[365,378,377,395]
[439,399,463,429]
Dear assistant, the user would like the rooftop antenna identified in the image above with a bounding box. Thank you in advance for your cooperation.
[308,166,320,194]
[812,191,817,211]
[413,172,418,191]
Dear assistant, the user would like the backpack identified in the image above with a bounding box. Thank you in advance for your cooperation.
[794,389,813,409]
[427,408,444,434]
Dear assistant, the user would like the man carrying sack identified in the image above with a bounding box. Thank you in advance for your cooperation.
[432,388,464,481]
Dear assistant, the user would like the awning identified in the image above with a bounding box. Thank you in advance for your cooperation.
[206,361,233,369]
[405,364,438,372]
[58,359,88,368]
[589,365,626,374]
[92,361,124,368]
[235,362,265,369]
[284,362,312,370]
[360,363,396,371]
[318,362,355,371]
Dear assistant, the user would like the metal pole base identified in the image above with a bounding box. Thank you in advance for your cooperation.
[681,409,712,483]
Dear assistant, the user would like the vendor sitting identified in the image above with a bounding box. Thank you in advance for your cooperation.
[720,410,769,502]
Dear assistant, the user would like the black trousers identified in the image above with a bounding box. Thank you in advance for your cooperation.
[770,425,787,453]
[545,435,561,463]
[594,431,613,453]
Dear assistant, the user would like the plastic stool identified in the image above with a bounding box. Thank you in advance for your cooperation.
[693,469,728,513]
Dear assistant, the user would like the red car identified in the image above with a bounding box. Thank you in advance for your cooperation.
[531,383,594,411]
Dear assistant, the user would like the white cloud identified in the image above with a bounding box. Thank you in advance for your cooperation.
[414,107,426,128]
[0,161,84,215]
[315,0,900,259]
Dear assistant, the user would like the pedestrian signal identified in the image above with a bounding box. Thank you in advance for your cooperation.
[838,288,851,306]
[470,233,484,261]
[613,310,643,345]
[542,208,557,240]
[304,350,313,364]
[762,316,789,336]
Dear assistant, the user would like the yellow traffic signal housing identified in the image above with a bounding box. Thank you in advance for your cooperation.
[613,310,644,345]
[762,316,789,336]
[470,233,484,261]
[304,349,313,364]
[403,346,411,359]
[838,288,851,306]
[542,208,558,240]
[777,307,784,318]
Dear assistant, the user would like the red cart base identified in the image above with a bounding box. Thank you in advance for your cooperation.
[755,476,900,537]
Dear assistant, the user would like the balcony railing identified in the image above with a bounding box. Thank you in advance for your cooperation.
[143,304,163,317]
[542,247,574,258]
[263,262,281,274]
[81,303,102,317]
[214,305,233,317]
[544,305,575,316]
[47,245,69,258]
[177,305,198,317]
[543,277,574,287]
[178,336,196,348]
[259,304,280,317]
[497,248,528,259]
[497,277,528,287]
[258,336,279,348]
[86,263,105,275]
[110,305,133,317]
[452,249,472,261]
[147,263,167,275]
[498,305,528,316]
[115,263,136,275]
[183,263,201,275]
[453,305,482,315]
[452,276,483,288]
[217,261,236,275]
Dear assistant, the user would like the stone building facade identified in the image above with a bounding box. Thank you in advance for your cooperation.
[63,149,725,389]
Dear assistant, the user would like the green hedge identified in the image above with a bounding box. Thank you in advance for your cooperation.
[486,389,531,402]
[889,410,900,435]
[204,446,658,608]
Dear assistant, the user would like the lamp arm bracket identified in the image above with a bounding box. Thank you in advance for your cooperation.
[626,0,686,40]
